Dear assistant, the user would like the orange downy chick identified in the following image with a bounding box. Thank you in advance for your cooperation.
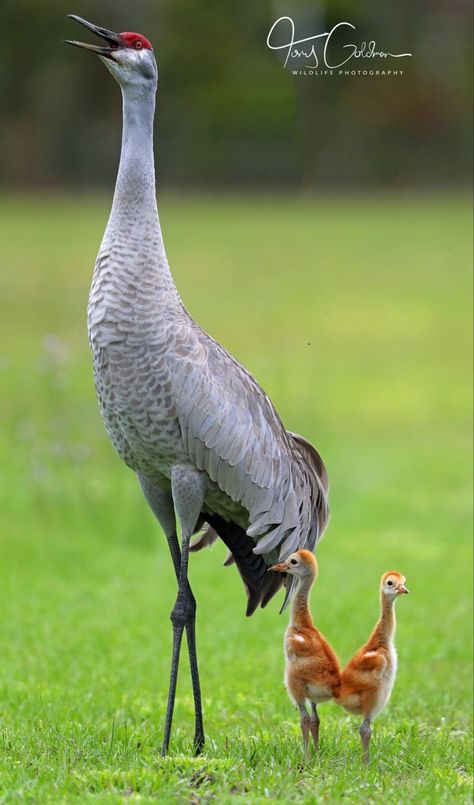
[334,570,409,763]
[269,550,341,758]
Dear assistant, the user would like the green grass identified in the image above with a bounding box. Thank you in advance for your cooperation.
[0,192,472,803]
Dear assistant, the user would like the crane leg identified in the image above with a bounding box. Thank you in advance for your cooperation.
[161,613,185,755]
[138,473,205,756]
[309,702,320,752]
[298,703,311,760]
[161,466,206,756]
[359,717,372,764]
[184,612,204,753]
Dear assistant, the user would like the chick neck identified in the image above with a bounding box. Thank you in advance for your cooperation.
[373,591,398,645]
[290,570,316,631]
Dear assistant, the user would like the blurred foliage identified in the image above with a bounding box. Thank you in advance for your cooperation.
[0,0,472,188]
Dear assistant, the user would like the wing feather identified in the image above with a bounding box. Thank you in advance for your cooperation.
[169,327,329,611]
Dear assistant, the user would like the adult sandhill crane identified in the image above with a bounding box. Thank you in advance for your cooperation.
[66,14,329,756]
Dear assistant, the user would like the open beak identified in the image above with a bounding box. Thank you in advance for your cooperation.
[397,584,409,594]
[64,14,122,59]
[268,561,289,573]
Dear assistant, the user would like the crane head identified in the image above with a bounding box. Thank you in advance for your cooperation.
[381,571,409,598]
[268,549,318,580]
[65,15,157,87]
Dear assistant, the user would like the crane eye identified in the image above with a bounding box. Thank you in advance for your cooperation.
[134,40,143,49]
[387,580,393,586]
[290,559,298,565]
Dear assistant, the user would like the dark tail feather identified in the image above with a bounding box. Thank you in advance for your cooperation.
[261,571,285,609]
[205,515,284,616]
[279,575,297,614]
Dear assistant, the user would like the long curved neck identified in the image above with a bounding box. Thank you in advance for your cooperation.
[96,82,182,319]
[374,593,396,645]
[290,575,314,630]
[112,85,156,220]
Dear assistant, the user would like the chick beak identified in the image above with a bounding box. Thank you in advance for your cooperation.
[268,561,289,573]
[64,14,122,59]
[397,584,409,594]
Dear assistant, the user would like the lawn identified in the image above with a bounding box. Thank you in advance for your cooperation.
[0,192,472,803]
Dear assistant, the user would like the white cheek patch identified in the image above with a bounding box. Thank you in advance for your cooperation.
[294,635,305,643]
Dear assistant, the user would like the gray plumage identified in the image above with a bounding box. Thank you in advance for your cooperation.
[83,29,329,616]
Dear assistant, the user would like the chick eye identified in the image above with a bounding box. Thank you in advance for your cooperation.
[290,559,298,566]
[387,580,394,586]
[134,40,143,49]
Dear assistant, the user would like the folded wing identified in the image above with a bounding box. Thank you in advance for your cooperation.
[171,328,329,600]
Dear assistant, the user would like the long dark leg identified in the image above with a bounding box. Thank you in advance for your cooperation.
[161,527,203,756]
[163,467,206,755]
[138,475,205,756]
[185,612,204,753]
[298,704,311,760]
[161,618,185,756]
[309,703,320,752]
[359,717,371,764]
[175,522,204,754]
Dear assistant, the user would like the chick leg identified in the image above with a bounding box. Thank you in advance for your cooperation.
[309,702,320,752]
[359,717,371,764]
[298,704,311,759]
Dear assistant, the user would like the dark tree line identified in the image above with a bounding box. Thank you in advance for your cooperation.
[0,0,471,189]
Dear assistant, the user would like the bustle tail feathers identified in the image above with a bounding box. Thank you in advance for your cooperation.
[204,515,284,616]
[190,431,329,616]
[278,432,329,614]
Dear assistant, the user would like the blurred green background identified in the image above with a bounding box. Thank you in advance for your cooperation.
[0,193,472,801]
[0,0,472,802]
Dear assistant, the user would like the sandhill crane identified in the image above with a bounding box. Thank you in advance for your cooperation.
[335,571,409,763]
[269,550,340,759]
[66,14,329,756]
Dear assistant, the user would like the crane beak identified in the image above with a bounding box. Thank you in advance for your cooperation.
[268,561,289,573]
[397,584,409,594]
[64,14,122,59]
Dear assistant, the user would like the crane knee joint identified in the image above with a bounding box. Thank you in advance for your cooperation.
[170,596,196,628]
[359,721,371,739]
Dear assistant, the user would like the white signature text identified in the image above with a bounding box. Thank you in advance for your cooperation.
[267,18,412,70]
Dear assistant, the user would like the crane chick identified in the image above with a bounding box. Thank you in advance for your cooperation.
[269,550,341,759]
[335,571,409,763]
